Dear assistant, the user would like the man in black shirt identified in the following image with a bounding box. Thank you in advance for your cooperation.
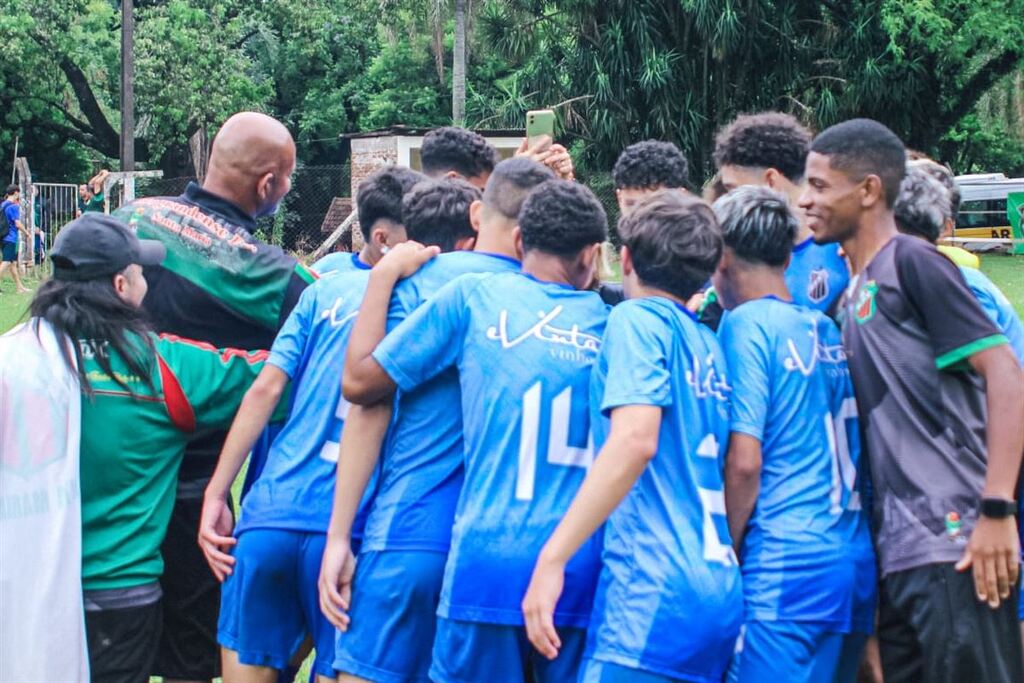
[799,118,1024,683]
[114,111,313,683]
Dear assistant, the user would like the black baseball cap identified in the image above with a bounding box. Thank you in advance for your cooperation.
[50,213,166,281]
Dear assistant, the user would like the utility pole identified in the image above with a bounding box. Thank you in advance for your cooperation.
[120,0,135,173]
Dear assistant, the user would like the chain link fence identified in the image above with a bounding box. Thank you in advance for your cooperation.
[133,165,352,260]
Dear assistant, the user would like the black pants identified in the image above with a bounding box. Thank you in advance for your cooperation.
[878,562,1022,682]
[153,488,226,680]
[86,600,162,683]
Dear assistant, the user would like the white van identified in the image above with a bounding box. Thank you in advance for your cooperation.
[955,173,1024,240]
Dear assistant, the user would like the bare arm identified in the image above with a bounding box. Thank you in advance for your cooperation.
[956,345,1024,607]
[199,365,289,581]
[342,242,439,404]
[319,401,393,629]
[522,405,660,658]
[724,432,762,555]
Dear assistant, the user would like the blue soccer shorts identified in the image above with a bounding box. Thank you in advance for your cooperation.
[429,616,587,683]
[727,620,865,683]
[578,658,696,683]
[217,529,337,678]
[333,549,447,683]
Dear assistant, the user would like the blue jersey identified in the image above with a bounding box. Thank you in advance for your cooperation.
[362,251,521,553]
[236,271,377,535]
[718,297,875,631]
[312,251,370,277]
[2,200,19,243]
[785,238,849,313]
[961,266,1024,364]
[586,297,741,681]
[375,271,609,627]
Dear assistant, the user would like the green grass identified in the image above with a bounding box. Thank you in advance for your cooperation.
[978,253,1024,319]
[0,268,43,333]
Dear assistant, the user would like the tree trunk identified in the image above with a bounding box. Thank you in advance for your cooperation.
[452,0,466,126]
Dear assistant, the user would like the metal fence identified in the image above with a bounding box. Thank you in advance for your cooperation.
[133,165,352,258]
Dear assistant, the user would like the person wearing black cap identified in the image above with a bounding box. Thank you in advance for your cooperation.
[21,214,272,683]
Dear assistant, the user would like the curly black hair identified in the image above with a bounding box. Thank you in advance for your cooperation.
[355,166,426,240]
[713,112,812,182]
[612,140,689,191]
[712,186,798,267]
[518,179,607,257]
[618,191,722,300]
[401,178,481,252]
[421,127,500,180]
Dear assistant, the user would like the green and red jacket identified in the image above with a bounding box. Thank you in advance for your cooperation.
[79,332,266,591]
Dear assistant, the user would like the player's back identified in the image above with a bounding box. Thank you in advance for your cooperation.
[362,250,521,553]
[440,271,609,627]
[238,270,375,536]
[785,238,848,313]
[587,297,741,678]
[719,297,872,627]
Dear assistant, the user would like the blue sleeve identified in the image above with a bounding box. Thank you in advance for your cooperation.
[600,305,672,413]
[373,276,474,391]
[267,286,316,377]
[718,311,771,441]
[5,204,18,222]
[385,280,417,334]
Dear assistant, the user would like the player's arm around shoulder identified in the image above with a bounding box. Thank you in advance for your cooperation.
[343,241,439,403]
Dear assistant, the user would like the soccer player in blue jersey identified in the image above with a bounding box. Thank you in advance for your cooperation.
[714,112,849,314]
[522,191,741,683]
[710,186,876,683]
[318,158,556,683]
[335,179,610,683]
[612,140,690,214]
[196,165,423,683]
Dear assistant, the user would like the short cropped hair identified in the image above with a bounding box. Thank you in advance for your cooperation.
[894,164,950,243]
[810,119,906,208]
[482,157,555,219]
[713,112,812,182]
[712,186,798,267]
[421,127,499,180]
[4,184,18,197]
[909,158,960,217]
[518,180,607,257]
[401,178,481,252]
[612,141,689,190]
[355,166,426,240]
[618,191,722,300]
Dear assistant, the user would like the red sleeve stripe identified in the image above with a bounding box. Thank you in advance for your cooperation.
[157,333,270,365]
[157,353,197,433]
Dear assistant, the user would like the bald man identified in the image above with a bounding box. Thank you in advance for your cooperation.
[112,112,315,683]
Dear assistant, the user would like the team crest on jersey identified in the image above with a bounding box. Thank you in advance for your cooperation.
[852,280,879,324]
[807,267,830,305]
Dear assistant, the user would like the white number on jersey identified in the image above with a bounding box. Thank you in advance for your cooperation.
[516,381,594,501]
[825,397,860,513]
[696,433,737,566]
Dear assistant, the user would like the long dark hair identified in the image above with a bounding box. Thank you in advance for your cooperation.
[30,276,156,396]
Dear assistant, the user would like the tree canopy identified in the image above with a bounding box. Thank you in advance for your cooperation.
[1,0,1021,182]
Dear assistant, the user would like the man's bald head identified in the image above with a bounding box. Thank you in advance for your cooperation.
[204,112,297,218]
